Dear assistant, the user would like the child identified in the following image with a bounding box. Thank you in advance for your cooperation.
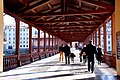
[70,53,76,63]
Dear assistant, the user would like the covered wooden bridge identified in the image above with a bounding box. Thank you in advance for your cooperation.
[1,0,120,77]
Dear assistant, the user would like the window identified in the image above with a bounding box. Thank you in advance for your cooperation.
[102,45,104,48]
[108,46,110,49]
[8,46,12,49]
[9,37,11,40]
[108,41,110,44]
[9,41,11,44]
[13,41,15,44]
[13,33,15,36]
[102,40,104,42]
[23,41,25,43]
[26,45,28,47]
[20,45,22,47]
[108,35,110,39]
[13,37,15,40]
[23,45,25,47]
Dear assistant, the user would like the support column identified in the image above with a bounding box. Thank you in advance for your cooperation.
[115,0,120,76]
[52,35,53,51]
[93,33,95,44]
[29,25,33,62]
[111,13,116,55]
[55,36,56,50]
[98,27,101,46]
[103,22,107,54]
[0,0,3,72]
[57,37,59,51]
[15,19,21,66]
[48,34,50,51]
[70,42,72,47]
[44,32,46,51]
[38,30,40,52]
[95,30,97,46]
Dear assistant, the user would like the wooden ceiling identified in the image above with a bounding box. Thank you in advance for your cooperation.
[4,0,115,42]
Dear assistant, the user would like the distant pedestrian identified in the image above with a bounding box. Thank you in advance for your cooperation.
[96,46,103,65]
[59,44,64,62]
[70,53,76,63]
[80,45,87,64]
[64,44,71,64]
[86,41,97,73]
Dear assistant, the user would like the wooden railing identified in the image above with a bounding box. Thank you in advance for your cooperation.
[20,54,31,66]
[103,53,116,69]
[3,50,58,71]
[3,55,18,71]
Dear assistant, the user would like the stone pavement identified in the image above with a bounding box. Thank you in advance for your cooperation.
[0,50,118,80]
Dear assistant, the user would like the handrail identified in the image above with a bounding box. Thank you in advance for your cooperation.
[3,50,58,71]
[103,53,116,69]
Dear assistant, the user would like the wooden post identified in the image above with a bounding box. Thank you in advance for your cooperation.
[44,31,46,51]
[0,0,4,72]
[98,27,101,46]
[111,13,116,55]
[52,35,53,51]
[29,25,33,62]
[95,30,97,46]
[93,32,95,45]
[115,0,120,75]
[48,34,50,51]
[103,22,107,54]
[38,30,40,52]
[15,19,21,66]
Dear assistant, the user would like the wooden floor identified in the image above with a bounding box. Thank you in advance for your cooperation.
[0,50,119,80]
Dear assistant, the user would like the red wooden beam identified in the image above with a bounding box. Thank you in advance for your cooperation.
[36,24,98,28]
[21,9,113,17]
[43,27,96,31]
[81,0,114,9]
[34,18,102,24]
[17,0,50,13]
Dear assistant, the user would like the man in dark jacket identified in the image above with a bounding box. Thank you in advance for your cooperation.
[86,41,96,73]
[64,44,71,64]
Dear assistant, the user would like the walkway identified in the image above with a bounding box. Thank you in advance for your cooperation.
[0,50,118,80]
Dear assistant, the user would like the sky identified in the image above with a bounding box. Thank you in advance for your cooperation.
[4,14,15,25]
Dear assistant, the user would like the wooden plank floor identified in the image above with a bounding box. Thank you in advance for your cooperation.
[0,50,119,80]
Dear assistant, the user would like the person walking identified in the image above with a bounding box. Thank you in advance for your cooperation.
[64,44,71,64]
[80,45,87,64]
[59,44,64,62]
[70,53,76,63]
[96,46,103,65]
[86,41,97,73]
